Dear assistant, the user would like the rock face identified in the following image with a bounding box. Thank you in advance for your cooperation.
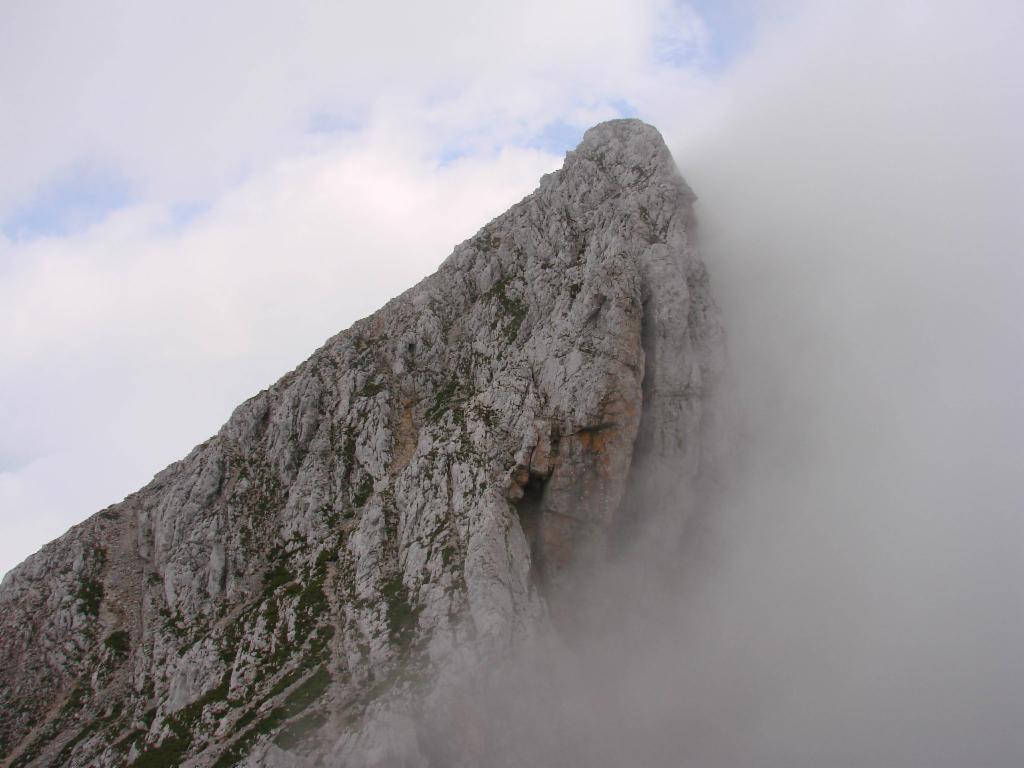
[0,119,723,767]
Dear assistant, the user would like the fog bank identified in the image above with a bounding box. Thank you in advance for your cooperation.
[458,4,1024,766]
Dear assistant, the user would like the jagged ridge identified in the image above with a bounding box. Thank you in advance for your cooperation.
[0,119,723,768]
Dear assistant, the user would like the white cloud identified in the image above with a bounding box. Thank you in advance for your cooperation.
[0,0,705,215]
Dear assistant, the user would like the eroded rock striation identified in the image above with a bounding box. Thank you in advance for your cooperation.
[0,119,723,767]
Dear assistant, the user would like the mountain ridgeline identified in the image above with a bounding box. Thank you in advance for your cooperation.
[0,120,723,767]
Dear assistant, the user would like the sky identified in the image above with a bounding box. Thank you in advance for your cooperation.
[2,1,1024,763]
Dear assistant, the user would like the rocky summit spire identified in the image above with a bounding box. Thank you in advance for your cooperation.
[0,119,723,767]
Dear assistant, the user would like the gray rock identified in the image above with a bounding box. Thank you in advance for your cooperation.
[0,119,723,767]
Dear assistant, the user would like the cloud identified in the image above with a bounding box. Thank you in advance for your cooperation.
[679,3,1024,763]
[0,0,709,220]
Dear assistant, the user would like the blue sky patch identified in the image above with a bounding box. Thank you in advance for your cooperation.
[437,143,471,167]
[167,199,210,232]
[306,111,364,135]
[2,165,133,241]
[524,120,587,157]
[687,0,755,73]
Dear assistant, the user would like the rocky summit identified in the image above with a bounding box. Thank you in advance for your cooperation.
[0,119,723,767]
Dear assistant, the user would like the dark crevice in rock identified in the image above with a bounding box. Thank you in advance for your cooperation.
[513,472,550,591]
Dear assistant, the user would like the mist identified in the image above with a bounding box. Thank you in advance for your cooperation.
[679,5,1024,762]
[673,6,1024,764]
[424,3,1024,766]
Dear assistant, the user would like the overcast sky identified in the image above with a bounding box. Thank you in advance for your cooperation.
[1,0,1021,603]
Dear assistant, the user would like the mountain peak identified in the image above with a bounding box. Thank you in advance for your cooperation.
[0,122,722,768]
[579,117,666,151]
[543,118,694,208]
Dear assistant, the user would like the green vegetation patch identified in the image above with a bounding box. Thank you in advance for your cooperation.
[341,428,358,475]
[352,476,374,507]
[49,703,123,767]
[212,666,332,768]
[359,377,386,398]
[76,577,104,617]
[128,669,232,767]
[262,562,296,593]
[424,377,472,424]
[484,277,529,343]
[273,710,328,751]
[103,629,130,657]
[381,573,421,646]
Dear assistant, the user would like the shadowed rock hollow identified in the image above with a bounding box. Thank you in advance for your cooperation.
[0,119,723,767]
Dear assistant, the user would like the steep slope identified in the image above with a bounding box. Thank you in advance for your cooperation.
[0,119,722,767]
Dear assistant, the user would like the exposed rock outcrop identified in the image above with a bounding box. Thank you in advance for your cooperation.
[0,119,722,767]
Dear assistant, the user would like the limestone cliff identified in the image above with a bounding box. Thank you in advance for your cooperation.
[0,119,723,767]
